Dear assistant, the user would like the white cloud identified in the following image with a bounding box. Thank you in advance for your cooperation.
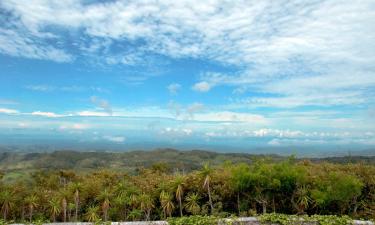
[160,127,193,137]
[2,0,374,68]
[268,139,281,146]
[0,105,374,147]
[168,101,205,120]
[31,111,63,118]
[1,0,374,105]
[25,85,107,93]
[168,101,182,118]
[103,135,126,143]
[167,83,181,95]
[59,123,90,130]
[105,52,143,66]
[18,122,29,128]
[25,85,55,92]
[0,28,72,62]
[192,81,211,92]
[267,138,328,146]
[0,99,18,105]
[203,128,374,140]
[90,96,112,115]
[194,111,267,124]
[77,111,111,117]
[186,103,204,119]
[229,91,366,109]
[0,108,19,114]
[254,129,304,138]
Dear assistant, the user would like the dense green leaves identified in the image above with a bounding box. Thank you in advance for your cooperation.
[259,213,353,225]
[168,215,218,225]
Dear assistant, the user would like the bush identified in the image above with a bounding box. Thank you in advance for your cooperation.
[259,213,353,225]
[168,215,219,225]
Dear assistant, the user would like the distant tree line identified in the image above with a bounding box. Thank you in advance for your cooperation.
[2,150,374,175]
[0,158,374,223]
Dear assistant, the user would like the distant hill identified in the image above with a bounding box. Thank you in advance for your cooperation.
[1,149,375,175]
[0,149,273,173]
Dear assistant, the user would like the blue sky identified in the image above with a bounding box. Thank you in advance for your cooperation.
[0,0,374,154]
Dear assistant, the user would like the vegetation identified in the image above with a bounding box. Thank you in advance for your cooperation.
[2,149,375,180]
[259,213,353,225]
[168,214,357,225]
[168,215,218,225]
[0,154,374,223]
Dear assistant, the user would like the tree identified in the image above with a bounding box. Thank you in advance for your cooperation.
[292,185,311,215]
[97,188,112,221]
[59,189,70,222]
[113,181,132,220]
[139,193,154,220]
[68,202,75,221]
[251,162,281,214]
[25,195,38,222]
[70,182,82,221]
[230,164,252,214]
[200,163,214,214]
[113,194,129,221]
[173,175,185,217]
[185,192,201,215]
[48,198,61,222]
[0,189,15,221]
[311,172,363,214]
[160,191,174,218]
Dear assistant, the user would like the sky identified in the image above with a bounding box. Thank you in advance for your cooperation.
[0,0,375,154]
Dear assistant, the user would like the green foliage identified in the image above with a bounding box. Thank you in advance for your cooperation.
[259,213,353,225]
[32,218,49,225]
[127,209,142,221]
[85,206,100,222]
[0,153,374,222]
[168,215,218,225]
[185,192,201,215]
[311,172,363,211]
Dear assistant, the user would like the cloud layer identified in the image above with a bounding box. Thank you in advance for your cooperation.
[0,0,374,151]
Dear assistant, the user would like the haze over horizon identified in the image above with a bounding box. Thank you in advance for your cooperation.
[1,0,375,154]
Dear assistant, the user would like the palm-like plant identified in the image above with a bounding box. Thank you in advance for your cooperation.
[139,193,154,220]
[294,185,312,214]
[254,186,268,214]
[0,190,15,221]
[85,206,100,222]
[160,191,174,218]
[68,202,75,221]
[127,209,142,221]
[173,175,185,217]
[129,192,139,210]
[200,163,214,213]
[59,189,70,222]
[97,188,112,221]
[48,198,61,222]
[113,194,129,221]
[71,182,82,221]
[185,192,201,215]
[115,181,128,197]
[24,195,38,222]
